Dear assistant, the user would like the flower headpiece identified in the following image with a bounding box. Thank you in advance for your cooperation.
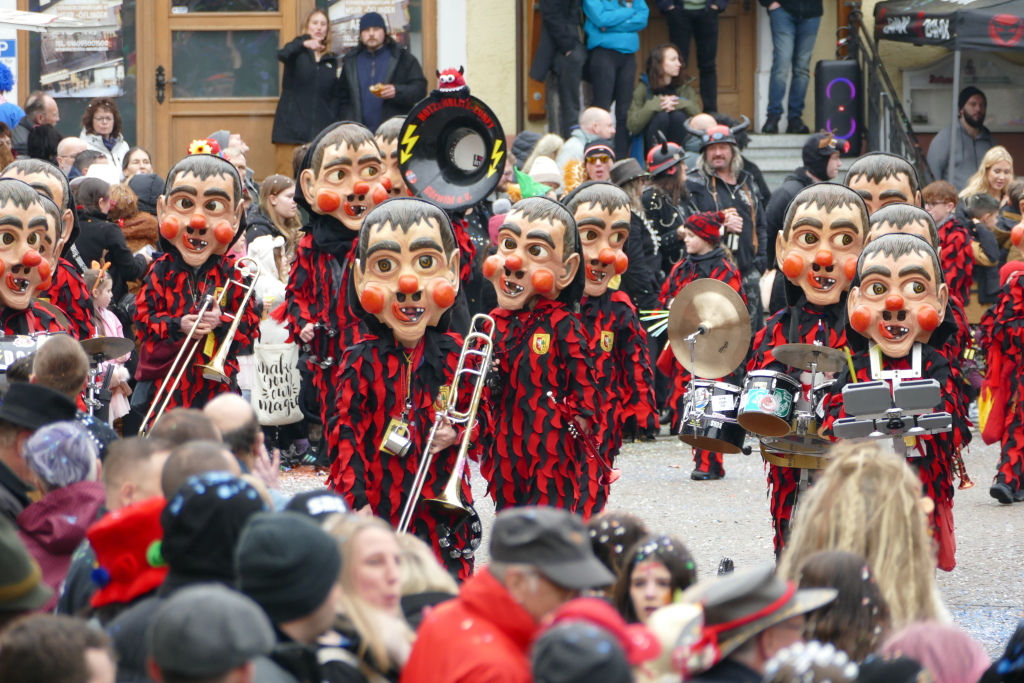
[188,138,223,157]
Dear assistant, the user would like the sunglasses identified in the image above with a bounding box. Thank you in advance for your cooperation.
[587,154,613,164]
[702,131,730,143]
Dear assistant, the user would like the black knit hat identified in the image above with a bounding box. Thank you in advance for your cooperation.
[236,511,342,624]
[958,86,985,111]
[802,132,848,180]
[160,472,266,584]
[0,383,77,431]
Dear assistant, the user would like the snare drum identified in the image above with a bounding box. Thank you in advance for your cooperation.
[811,379,836,421]
[738,371,800,437]
[679,380,746,454]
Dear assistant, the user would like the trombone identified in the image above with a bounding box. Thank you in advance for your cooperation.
[138,256,261,436]
[396,314,495,535]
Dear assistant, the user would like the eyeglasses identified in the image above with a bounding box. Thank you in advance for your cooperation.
[94,116,114,123]
[587,154,612,164]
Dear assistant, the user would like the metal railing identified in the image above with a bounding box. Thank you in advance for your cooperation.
[837,4,934,184]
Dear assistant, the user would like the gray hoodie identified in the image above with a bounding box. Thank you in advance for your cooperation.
[926,119,997,191]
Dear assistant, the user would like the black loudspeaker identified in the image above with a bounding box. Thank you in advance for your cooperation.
[814,60,862,156]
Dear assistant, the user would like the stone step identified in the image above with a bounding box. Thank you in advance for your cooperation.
[745,156,800,173]
[745,133,808,149]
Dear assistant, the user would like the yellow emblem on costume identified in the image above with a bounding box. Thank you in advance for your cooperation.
[600,330,615,352]
[531,333,550,355]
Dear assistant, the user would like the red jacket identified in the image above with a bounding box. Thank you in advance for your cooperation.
[17,481,104,612]
[401,569,536,683]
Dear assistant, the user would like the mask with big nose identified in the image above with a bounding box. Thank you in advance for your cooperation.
[848,234,948,359]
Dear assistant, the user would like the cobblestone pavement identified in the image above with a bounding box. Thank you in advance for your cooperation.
[281,430,1023,657]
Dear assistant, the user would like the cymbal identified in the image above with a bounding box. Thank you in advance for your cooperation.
[80,337,135,361]
[772,343,847,373]
[668,279,750,379]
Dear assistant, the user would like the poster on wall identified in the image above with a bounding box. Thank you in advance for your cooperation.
[37,0,124,98]
[326,0,410,54]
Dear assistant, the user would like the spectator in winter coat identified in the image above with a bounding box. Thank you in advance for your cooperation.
[627,44,701,154]
[530,0,589,139]
[403,507,615,683]
[272,8,340,175]
[11,91,58,158]
[337,12,427,133]
[80,97,130,170]
[0,384,78,524]
[16,421,104,612]
[556,107,616,176]
[584,0,649,158]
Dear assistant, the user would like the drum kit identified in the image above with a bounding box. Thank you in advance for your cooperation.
[666,281,846,462]
[81,336,136,417]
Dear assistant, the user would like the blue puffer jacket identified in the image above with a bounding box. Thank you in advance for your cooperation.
[583,0,649,54]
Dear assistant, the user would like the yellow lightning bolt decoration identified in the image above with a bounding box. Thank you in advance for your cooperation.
[400,124,419,165]
[487,139,505,178]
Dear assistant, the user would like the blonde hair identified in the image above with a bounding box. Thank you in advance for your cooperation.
[259,174,301,258]
[322,515,414,672]
[522,133,564,175]
[959,145,1014,200]
[107,183,139,221]
[397,533,458,596]
[778,442,943,628]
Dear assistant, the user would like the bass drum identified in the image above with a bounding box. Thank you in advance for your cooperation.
[738,370,800,437]
[679,380,746,454]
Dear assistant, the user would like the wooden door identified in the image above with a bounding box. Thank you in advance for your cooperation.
[639,1,757,120]
[138,1,298,179]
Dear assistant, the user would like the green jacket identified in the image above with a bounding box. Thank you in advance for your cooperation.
[626,76,701,135]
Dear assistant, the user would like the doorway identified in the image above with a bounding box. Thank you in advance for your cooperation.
[137,0,300,178]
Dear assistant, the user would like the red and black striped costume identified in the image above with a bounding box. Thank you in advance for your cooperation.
[822,344,970,571]
[656,249,745,474]
[747,296,846,555]
[279,222,365,425]
[481,298,600,515]
[40,259,94,340]
[134,253,260,410]
[450,216,477,286]
[327,328,478,579]
[0,301,69,335]
[937,216,974,308]
[580,289,657,516]
[979,270,1024,499]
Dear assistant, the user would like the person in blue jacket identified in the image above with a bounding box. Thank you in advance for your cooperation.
[584,0,649,159]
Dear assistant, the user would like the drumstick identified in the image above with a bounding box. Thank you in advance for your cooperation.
[844,346,857,383]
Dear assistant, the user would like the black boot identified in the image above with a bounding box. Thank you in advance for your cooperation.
[762,114,780,134]
[990,482,1015,505]
[787,117,810,134]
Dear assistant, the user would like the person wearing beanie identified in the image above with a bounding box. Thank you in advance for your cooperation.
[337,11,427,132]
[529,156,563,196]
[927,85,997,191]
[236,511,343,683]
[655,210,746,480]
[16,421,105,612]
[583,140,616,182]
[764,132,848,298]
[105,472,265,683]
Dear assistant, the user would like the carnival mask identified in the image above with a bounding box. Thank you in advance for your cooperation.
[375,137,410,198]
[1,169,74,265]
[867,217,934,244]
[848,236,948,358]
[483,212,580,311]
[158,170,244,268]
[846,174,918,214]
[300,140,392,231]
[354,214,460,347]
[776,201,865,307]
[574,201,630,297]
[0,198,57,310]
